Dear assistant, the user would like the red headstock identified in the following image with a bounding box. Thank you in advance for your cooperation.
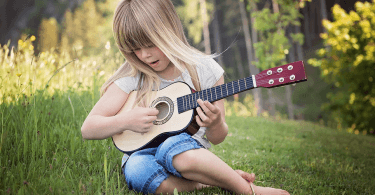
[254,61,307,88]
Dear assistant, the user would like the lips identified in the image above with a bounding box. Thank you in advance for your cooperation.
[149,60,159,67]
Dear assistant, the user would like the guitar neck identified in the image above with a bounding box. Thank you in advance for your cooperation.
[176,61,307,114]
[177,76,256,114]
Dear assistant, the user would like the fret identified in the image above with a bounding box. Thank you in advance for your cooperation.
[227,82,233,95]
[183,95,187,111]
[245,76,253,90]
[194,92,199,108]
[213,87,216,101]
[240,78,246,91]
[238,80,241,92]
[189,94,193,110]
[221,84,226,97]
[216,85,222,100]
[233,80,239,94]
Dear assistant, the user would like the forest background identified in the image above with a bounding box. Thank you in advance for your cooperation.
[1,0,375,194]
[2,0,373,133]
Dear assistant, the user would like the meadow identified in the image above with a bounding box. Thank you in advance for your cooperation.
[1,38,375,194]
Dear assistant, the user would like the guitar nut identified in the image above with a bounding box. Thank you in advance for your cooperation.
[290,75,295,80]
[277,68,283,73]
[269,79,274,84]
[279,77,284,82]
[267,70,272,75]
[288,65,293,70]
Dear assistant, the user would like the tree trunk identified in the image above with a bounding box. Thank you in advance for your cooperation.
[249,0,273,116]
[272,0,294,120]
[303,4,312,48]
[295,25,304,61]
[212,0,224,66]
[286,27,296,120]
[233,44,245,79]
[200,0,211,54]
[239,0,263,116]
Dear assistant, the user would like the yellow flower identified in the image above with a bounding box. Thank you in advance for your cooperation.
[16,73,22,77]
[354,130,359,135]
[30,35,36,42]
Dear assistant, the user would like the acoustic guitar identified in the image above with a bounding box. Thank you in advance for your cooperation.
[112,61,307,153]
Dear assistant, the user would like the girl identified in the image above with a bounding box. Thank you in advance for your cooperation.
[81,0,290,194]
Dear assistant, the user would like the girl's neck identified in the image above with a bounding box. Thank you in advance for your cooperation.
[157,62,183,81]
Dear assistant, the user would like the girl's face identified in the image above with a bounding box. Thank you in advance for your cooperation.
[134,47,171,73]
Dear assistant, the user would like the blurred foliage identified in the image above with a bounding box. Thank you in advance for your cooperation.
[0,34,124,104]
[38,18,59,52]
[176,0,214,44]
[252,0,308,69]
[308,0,375,134]
[35,0,117,57]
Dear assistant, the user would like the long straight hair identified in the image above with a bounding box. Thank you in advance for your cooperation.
[101,0,214,106]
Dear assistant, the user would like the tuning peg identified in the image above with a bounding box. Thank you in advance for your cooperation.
[290,75,295,80]
[288,65,293,70]
[279,77,284,82]
[277,68,283,73]
[269,79,274,84]
[267,70,272,75]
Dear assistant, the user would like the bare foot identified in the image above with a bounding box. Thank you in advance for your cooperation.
[251,184,290,195]
[235,170,256,183]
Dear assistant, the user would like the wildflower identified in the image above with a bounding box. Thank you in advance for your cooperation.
[30,35,36,42]
[16,73,22,77]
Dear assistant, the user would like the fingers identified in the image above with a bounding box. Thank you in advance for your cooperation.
[196,99,220,127]
[197,99,218,116]
[147,108,159,116]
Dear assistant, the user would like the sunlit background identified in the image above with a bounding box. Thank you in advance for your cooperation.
[1,0,373,133]
[1,0,375,194]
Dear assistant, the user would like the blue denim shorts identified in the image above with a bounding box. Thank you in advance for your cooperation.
[122,132,203,194]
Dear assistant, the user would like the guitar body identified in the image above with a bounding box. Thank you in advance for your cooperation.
[112,82,196,153]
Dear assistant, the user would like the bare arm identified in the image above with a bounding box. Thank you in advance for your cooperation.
[196,76,228,145]
[81,83,158,140]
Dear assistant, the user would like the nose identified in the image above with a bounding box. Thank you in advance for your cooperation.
[139,48,152,59]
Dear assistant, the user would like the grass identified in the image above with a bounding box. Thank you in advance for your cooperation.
[1,88,374,195]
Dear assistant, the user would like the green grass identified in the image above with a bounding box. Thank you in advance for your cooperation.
[1,89,374,194]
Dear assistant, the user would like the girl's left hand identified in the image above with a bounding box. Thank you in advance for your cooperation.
[196,99,223,129]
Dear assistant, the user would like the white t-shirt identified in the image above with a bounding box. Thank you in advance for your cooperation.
[115,58,224,167]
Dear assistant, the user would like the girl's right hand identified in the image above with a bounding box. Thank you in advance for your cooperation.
[121,107,159,133]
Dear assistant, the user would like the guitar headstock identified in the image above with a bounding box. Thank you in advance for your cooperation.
[254,61,307,88]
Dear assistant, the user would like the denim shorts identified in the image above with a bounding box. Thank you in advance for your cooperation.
[122,132,203,194]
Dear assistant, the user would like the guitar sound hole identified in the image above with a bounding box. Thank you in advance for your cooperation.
[151,97,174,125]
[155,101,170,121]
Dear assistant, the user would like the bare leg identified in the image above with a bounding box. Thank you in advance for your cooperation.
[155,175,207,194]
[171,148,253,194]
[165,148,289,195]
[155,169,255,194]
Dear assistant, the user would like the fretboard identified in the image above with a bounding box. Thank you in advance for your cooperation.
[177,76,255,114]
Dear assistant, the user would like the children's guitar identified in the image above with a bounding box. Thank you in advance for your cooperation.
[112,61,307,153]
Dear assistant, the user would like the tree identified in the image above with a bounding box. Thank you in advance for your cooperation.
[176,0,213,51]
[308,1,375,134]
[239,0,263,116]
[252,0,305,119]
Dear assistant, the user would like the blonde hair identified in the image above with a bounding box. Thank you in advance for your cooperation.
[101,0,213,106]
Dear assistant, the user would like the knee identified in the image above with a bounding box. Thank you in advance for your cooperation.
[172,149,201,173]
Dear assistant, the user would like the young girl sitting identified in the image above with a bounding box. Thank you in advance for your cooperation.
[81,0,290,194]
